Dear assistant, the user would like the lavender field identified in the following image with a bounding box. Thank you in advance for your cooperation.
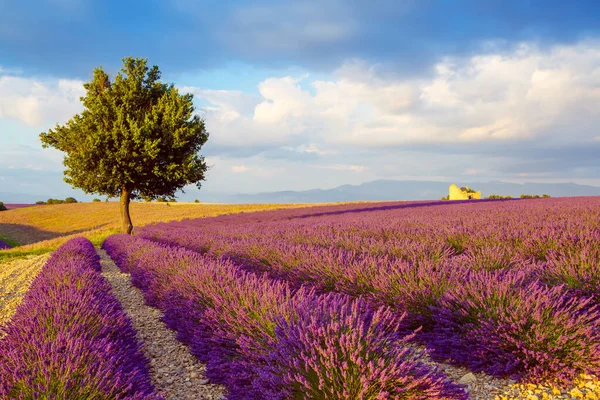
[128,197,600,398]
[2,197,600,399]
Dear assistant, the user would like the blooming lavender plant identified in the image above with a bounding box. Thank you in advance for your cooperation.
[430,269,600,384]
[0,237,161,399]
[103,234,467,399]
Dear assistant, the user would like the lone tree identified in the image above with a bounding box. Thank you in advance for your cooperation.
[40,57,209,234]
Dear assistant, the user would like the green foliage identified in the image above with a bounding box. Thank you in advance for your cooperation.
[520,194,542,199]
[0,202,7,212]
[542,194,551,198]
[194,199,200,203]
[92,198,101,202]
[440,196,449,201]
[44,198,78,205]
[35,201,46,205]
[485,194,512,199]
[40,57,209,202]
[156,196,176,203]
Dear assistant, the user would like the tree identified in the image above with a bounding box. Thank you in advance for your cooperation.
[40,57,209,234]
[0,202,7,212]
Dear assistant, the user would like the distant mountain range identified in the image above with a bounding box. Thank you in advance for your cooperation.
[195,180,600,203]
[3,180,600,204]
[0,192,48,204]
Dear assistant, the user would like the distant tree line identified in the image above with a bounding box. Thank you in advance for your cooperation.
[442,194,552,201]
[520,194,551,199]
[36,197,78,205]
[483,194,551,199]
[0,202,7,212]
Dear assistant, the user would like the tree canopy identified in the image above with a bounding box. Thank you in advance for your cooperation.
[40,57,209,233]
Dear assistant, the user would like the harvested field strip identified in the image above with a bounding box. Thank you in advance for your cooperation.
[0,238,161,399]
[103,234,468,399]
[0,253,49,331]
[98,248,225,400]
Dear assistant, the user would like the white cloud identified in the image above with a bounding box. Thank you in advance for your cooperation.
[231,165,250,173]
[320,164,369,172]
[186,40,600,151]
[0,73,84,126]
[281,144,336,156]
[3,39,600,194]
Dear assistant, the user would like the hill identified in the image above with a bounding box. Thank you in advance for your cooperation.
[209,180,600,203]
[0,201,320,261]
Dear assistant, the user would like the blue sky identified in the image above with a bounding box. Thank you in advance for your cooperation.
[1,0,600,200]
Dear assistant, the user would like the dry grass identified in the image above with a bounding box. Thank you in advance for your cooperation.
[0,201,325,261]
[0,254,50,334]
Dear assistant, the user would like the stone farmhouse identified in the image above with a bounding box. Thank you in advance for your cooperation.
[448,184,481,200]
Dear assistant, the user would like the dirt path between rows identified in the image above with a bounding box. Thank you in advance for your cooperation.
[98,249,226,400]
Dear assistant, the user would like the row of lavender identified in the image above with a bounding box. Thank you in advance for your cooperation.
[103,234,468,399]
[152,198,600,273]
[138,197,600,385]
[0,238,161,399]
[0,239,11,250]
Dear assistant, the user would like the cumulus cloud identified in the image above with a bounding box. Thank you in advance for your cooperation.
[3,39,600,193]
[0,72,84,126]
[191,41,600,152]
[231,165,250,173]
[320,164,369,172]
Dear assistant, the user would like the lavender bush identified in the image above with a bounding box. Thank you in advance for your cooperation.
[0,237,160,399]
[265,295,466,399]
[0,239,11,250]
[430,270,600,384]
[103,234,467,399]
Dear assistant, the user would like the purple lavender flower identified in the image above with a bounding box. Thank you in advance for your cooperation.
[104,234,467,399]
[0,237,161,399]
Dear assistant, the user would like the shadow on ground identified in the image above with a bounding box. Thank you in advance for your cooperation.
[0,223,110,246]
[289,198,515,220]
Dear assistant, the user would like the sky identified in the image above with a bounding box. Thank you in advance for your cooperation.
[1,0,600,200]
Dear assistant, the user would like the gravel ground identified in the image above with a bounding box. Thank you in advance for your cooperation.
[416,345,600,399]
[98,249,226,400]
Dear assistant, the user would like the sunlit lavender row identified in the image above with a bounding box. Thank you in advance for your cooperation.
[103,234,468,399]
[138,197,600,385]
[0,238,161,399]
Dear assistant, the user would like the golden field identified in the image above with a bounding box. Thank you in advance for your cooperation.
[0,201,323,261]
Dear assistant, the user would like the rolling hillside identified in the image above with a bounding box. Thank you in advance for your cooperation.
[0,201,322,261]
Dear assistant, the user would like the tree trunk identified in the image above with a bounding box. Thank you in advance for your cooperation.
[120,187,133,235]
